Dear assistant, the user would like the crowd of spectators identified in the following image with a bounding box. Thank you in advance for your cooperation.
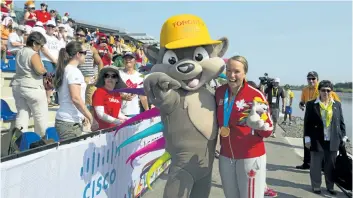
[1,1,151,142]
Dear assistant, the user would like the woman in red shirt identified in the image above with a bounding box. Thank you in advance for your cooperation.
[215,56,273,198]
[92,66,129,130]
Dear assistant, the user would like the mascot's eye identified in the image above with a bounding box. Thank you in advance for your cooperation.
[193,47,209,62]
[162,50,178,65]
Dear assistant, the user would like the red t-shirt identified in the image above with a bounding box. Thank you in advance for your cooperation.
[215,82,273,159]
[1,0,12,13]
[95,44,113,66]
[34,10,51,24]
[25,12,36,27]
[92,87,122,130]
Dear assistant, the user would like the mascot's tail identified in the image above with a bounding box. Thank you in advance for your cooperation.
[114,108,160,136]
[146,151,171,190]
[116,122,164,155]
[126,137,166,168]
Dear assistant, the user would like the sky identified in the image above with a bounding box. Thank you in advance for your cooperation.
[14,1,352,85]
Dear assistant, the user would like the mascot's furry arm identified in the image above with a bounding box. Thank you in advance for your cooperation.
[144,72,181,114]
[242,97,273,137]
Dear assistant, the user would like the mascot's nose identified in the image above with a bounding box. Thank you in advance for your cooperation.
[177,63,195,74]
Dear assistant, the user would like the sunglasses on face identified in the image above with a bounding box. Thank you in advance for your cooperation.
[79,51,87,55]
[47,25,55,28]
[307,78,316,81]
[320,89,331,93]
[104,74,118,79]
[76,33,85,37]
[30,7,35,10]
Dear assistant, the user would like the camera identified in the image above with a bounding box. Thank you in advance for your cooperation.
[259,73,274,87]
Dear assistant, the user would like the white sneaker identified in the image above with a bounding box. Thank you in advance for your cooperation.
[271,133,276,138]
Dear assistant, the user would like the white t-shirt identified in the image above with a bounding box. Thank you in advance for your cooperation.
[65,24,74,38]
[7,32,23,52]
[119,70,144,116]
[56,65,87,123]
[40,34,63,62]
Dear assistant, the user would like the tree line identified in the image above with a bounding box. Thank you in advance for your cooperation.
[289,82,352,93]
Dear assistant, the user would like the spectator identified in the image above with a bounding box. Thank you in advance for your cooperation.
[31,21,46,36]
[7,25,26,56]
[62,12,69,24]
[1,16,13,59]
[65,18,75,41]
[1,0,13,17]
[119,51,149,117]
[35,2,51,25]
[92,66,129,130]
[11,32,48,137]
[75,28,103,108]
[296,71,341,170]
[304,80,347,195]
[54,41,96,140]
[23,25,32,43]
[49,10,57,25]
[282,84,294,125]
[57,23,67,47]
[40,20,63,107]
[264,77,285,137]
[94,34,113,67]
[23,3,37,27]
[135,47,145,69]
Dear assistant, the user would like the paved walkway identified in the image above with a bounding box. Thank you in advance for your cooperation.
[142,126,347,198]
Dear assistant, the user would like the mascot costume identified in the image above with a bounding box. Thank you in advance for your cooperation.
[142,14,228,198]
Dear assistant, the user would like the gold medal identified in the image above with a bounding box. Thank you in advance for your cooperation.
[220,126,230,137]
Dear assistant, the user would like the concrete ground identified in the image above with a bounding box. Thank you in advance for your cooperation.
[142,126,348,198]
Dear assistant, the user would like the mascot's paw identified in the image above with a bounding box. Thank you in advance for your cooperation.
[246,117,265,130]
[144,72,181,103]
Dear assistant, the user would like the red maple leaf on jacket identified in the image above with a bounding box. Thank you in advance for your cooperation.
[126,79,138,88]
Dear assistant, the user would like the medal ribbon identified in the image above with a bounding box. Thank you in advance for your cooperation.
[223,89,235,128]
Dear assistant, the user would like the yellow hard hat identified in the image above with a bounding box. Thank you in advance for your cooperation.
[160,14,221,49]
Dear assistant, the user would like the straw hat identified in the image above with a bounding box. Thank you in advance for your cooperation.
[95,66,127,89]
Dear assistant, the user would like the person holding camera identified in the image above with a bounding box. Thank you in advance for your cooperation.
[264,77,285,138]
[94,34,112,67]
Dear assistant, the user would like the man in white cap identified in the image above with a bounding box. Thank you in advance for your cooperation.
[7,25,26,56]
[265,77,285,137]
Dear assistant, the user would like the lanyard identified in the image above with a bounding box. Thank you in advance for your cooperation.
[223,89,235,128]
[272,88,278,97]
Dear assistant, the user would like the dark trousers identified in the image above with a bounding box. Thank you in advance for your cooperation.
[303,137,311,164]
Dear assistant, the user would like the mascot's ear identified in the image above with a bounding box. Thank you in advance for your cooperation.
[213,37,229,58]
[143,45,159,64]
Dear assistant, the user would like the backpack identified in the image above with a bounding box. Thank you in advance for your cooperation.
[335,144,352,190]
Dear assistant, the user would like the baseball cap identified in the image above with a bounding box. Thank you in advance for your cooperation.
[274,77,280,83]
[46,20,56,27]
[35,21,44,27]
[307,71,318,78]
[123,51,136,59]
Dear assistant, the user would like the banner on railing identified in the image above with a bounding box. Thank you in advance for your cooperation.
[0,118,170,198]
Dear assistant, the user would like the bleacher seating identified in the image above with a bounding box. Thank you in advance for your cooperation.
[19,132,41,151]
[1,99,17,121]
[1,57,16,72]
[45,127,59,142]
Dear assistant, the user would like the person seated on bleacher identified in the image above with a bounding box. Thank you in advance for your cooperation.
[23,3,37,27]
[7,25,26,56]
[34,2,51,25]
[11,32,49,138]
[94,34,113,67]
[1,16,13,59]
[31,21,46,36]
[54,41,98,141]
[1,0,13,17]
[23,25,32,44]
[91,66,129,130]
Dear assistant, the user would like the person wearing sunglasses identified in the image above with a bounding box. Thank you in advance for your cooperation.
[296,71,341,170]
[54,41,98,141]
[75,28,103,111]
[303,80,348,195]
[23,3,37,27]
[91,66,129,130]
[34,2,50,25]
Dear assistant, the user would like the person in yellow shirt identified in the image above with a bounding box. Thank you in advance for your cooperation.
[296,71,340,170]
[282,84,294,125]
